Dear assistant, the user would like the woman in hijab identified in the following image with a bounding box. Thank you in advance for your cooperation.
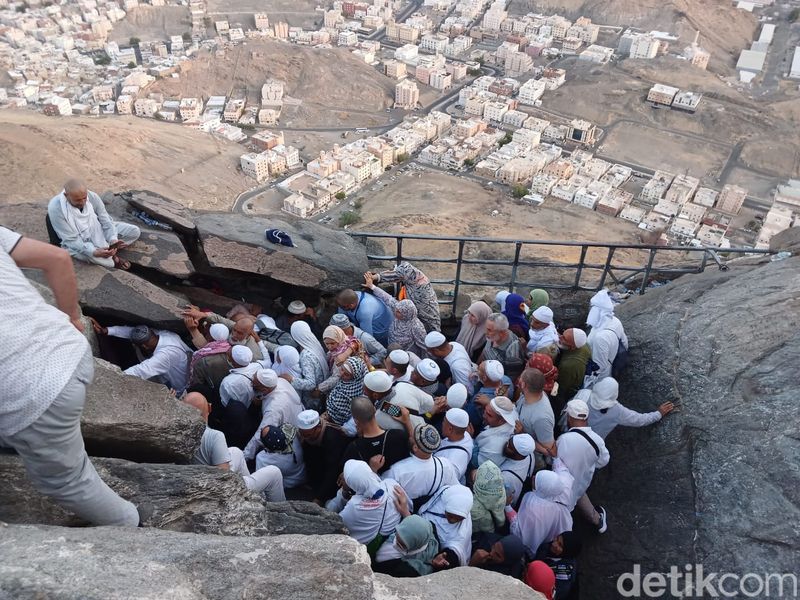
[469,533,526,578]
[586,289,628,349]
[510,469,573,556]
[370,261,441,333]
[587,376,672,439]
[286,321,330,411]
[322,325,357,367]
[502,292,530,342]
[527,353,559,395]
[374,515,441,577]
[329,460,405,550]
[455,301,492,360]
[418,484,474,568]
[470,460,507,534]
[325,357,369,426]
[534,530,583,600]
[525,560,556,600]
[272,345,302,379]
[363,274,428,357]
[527,289,550,315]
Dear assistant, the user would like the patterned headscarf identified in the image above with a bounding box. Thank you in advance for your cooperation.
[470,460,507,533]
[527,353,559,394]
[326,357,369,425]
[389,299,428,356]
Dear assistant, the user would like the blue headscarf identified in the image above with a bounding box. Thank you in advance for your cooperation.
[502,293,529,333]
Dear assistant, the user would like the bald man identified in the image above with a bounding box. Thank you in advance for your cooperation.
[183,392,286,501]
[47,179,140,269]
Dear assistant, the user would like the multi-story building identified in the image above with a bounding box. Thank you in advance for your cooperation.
[338,30,358,47]
[597,189,633,216]
[251,131,285,151]
[116,94,133,115]
[273,144,300,168]
[716,184,747,215]
[505,51,533,77]
[544,159,574,180]
[383,59,407,79]
[665,174,700,205]
[483,101,509,123]
[640,170,675,204]
[482,1,507,30]
[92,85,114,103]
[567,119,597,145]
[240,152,270,182]
[420,33,448,54]
[693,187,719,208]
[755,204,793,249]
[223,98,246,122]
[517,78,545,105]
[395,44,420,63]
[134,97,160,117]
[429,70,453,91]
[261,80,284,107]
[395,79,419,109]
[254,13,269,30]
[43,97,72,116]
[179,97,201,121]
[647,84,679,106]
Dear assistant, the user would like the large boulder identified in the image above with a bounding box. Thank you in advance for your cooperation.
[0,525,373,600]
[0,455,346,536]
[121,189,198,235]
[82,359,204,463]
[193,212,369,294]
[580,255,800,598]
[374,569,542,599]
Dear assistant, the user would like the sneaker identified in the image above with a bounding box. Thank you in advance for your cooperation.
[595,505,607,534]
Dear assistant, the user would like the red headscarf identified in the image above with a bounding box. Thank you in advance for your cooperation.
[527,353,559,394]
[524,561,555,600]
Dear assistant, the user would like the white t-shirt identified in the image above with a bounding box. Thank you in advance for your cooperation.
[435,434,474,483]
[0,227,89,437]
[193,427,231,466]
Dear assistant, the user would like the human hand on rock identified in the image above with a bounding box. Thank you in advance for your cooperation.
[659,401,675,417]
[88,317,107,335]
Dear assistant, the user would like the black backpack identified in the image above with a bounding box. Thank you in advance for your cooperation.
[45,214,62,247]
[256,319,298,349]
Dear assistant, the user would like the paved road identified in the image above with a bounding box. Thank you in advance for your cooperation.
[365,0,423,41]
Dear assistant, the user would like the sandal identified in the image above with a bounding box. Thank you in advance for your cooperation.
[113,255,131,270]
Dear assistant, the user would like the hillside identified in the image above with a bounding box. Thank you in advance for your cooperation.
[149,40,396,128]
[0,110,249,210]
[109,6,192,44]
[518,0,757,71]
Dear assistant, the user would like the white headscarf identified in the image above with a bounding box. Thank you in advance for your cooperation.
[589,377,619,410]
[419,485,474,567]
[495,290,510,312]
[340,460,403,545]
[273,345,302,379]
[586,289,615,331]
[344,459,382,498]
[533,469,565,500]
[290,321,330,378]
[59,191,107,249]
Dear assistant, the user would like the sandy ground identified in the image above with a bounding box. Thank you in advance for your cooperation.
[350,170,683,298]
[108,6,191,44]
[0,110,249,210]
[205,0,322,29]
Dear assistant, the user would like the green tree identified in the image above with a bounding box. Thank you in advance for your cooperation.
[335,191,346,200]
[129,37,140,46]
[15,4,26,12]
[467,68,482,76]
[182,31,192,42]
[396,152,409,163]
[463,158,475,167]
[339,211,361,227]
[498,132,513,147]
[511,184,528,199]
[127,61,136,69]
[94,53,111,66]
[354,198,364,210]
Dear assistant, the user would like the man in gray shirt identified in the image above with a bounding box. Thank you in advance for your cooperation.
[515,368,555,469]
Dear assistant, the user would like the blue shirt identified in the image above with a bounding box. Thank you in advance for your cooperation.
[338,291,393,344]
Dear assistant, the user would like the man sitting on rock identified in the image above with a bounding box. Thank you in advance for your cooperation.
[47,179,140,269]
[183,392,286,502]
[90,318,192,395]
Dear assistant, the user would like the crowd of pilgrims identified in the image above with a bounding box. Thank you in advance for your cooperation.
[91,261,675,600]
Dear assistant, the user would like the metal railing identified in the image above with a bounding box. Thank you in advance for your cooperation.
[348,232,771,315]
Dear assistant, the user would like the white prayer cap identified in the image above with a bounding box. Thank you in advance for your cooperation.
[534,470,564,499]
[231,345,253,367]
[364,370,393,393]
[566,398,590,420]
[571,328,587,348]
[446,383,468,409]
[296,409,321,430]
[424,331,447,348]
[483,360,504,382]
[288,300,306,315]
[209,323,230,342]
[388,349,410,365]
[445,407,469,429]
[256,368,278,388]
[416,358,440,381]
[490,396,517,426]
[512,433,535,457]
[531,306,554,324]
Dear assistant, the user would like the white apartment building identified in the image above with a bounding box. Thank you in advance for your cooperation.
[92,85,114,102]
[517,78,546,105]
[716,184,748,214]
[338,31,358,47]
[395,79,419,108]
[429,70,453,91]
[116,94,133,114]
[241,152,270,182]
[420,33,448,54]
[483,101,509,123]
[134,97,160,117]
[505,51,533,77]
[261,80,284,107]
[179,97,201,121]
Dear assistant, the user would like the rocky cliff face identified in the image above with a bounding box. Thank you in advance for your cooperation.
[580,254,800,598]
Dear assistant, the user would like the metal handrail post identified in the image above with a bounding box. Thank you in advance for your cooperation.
[699,249,709,273]
[451,240,466,316]
[509,241,523,293]
[639,249,657,295]
[574,245,588,289]
[597,246,616,290]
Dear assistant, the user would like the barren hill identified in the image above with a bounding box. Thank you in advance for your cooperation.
[109,6,192,44]
[0,110,249,210]
[149,40,396,128]
[519,0,757,71]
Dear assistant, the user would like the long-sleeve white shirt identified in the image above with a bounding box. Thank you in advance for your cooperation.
[475,422,514,467]
[382,454,458,501]
[589,329,619,382]
[589,403,662,439]
[107,326,191,393]
[244,379,303,459]
[219,364,260,408]
[375,382,434,432]
[511,488,573,555]
[555,427,609,509]
[443,342,475,393]
[435,434,474,483]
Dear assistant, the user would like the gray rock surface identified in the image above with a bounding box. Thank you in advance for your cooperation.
[769,225,800,253]
[581,256,800,598]
[0,525,372,600]
[122,189,197,234]
[374,569,542,599]
[83,359,205,463]
[194,212,369,293]
[0,455,346,536]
